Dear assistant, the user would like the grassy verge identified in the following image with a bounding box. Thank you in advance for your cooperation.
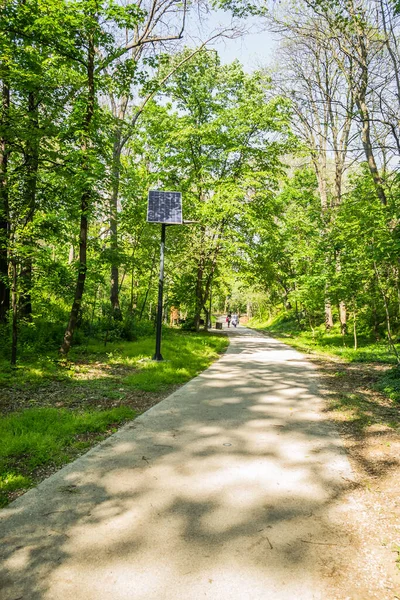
[0,329,228,507]
[249,313,400,364]
[247,314,400,433]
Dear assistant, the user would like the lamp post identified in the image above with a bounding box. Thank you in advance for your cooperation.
[153,223,166,361]
[147,190,184,362]
[208,284,212,328]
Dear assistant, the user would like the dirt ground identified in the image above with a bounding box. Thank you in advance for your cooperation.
[307,353,400,598]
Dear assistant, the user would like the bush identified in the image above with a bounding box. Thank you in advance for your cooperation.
[180,317,196,331]
[376,366,400,403]
[0,318,67,360]
[78,311,155,343]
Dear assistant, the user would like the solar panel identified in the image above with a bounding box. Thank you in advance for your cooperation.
[147,190,182,224]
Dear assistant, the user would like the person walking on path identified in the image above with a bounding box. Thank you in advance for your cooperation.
[231,313,238,327]
[226,313,231,327]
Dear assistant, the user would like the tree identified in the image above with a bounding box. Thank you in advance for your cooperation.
[132,51,292,329]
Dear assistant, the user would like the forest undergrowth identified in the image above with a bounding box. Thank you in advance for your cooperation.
[0,329,228,508]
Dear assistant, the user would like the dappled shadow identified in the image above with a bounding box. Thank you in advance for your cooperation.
[0,328,384,599]
[301,350,400,482]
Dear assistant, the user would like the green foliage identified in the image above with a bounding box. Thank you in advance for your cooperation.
[132,51,292,323]
[376,367,400,403]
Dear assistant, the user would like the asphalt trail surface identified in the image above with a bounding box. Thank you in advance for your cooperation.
[1,328,374,599]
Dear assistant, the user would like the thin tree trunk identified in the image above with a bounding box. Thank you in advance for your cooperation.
[203,307,209,331]
[109,125,123,319]
[339,301,347,335]
[194,230,205,331]
[11,253,17,366]
[60,37,95,356]
[20,91,39,321]
[358,99,387,206]
[194,260,204,332]
[139,251,157,320]
[295,300,300,327]
[247,301,252,318]
[353,310,357,351]
[129,263,135,314]
[0,76,10,323]
[19,258,33,319]
[325,300,333,331]
[354,28,387,205]
[373,262,400,363]
[372,297,380,340]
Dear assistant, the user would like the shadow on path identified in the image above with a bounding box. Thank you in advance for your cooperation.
[0,328,380,600]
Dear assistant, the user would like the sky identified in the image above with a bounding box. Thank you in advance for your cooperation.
[185,8,279,71]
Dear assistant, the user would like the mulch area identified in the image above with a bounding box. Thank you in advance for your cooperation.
[0,382,172,416]
[0,360,178,416]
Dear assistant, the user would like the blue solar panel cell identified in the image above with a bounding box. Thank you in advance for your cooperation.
[147,190,182,224]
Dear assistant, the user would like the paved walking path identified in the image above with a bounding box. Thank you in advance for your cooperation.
[0,328,369,599]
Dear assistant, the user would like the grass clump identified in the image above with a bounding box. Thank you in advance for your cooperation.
[376,367,400,403]
[0,406,135,507]
[0,329,228,393]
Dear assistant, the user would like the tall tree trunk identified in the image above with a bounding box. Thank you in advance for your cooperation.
[247,301,252,319]
[139,250,157,320]
[0,77,10,323]
[339,301,347,335]
[129,267,135,314]
[353,310,357,351]
[352,16,387,206]
[195,224,223,331]
[373,261,400,363]
[194,260,204,332]
[20,91,39,320]
[60,37,95,356]
[358,98,387,206]
[203,307,209,331]
[193,225,206,332]
[20,258,33,319]
[109,125,123,320]
[315,159,334,332]
[325,300,334,331]
[335,256,347,335]
[10,252,17,366]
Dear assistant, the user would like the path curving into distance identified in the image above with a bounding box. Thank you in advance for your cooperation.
[0,327,390,599]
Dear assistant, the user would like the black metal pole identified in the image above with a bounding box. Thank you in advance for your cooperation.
[153,223,166,361]
[209,285,212,328]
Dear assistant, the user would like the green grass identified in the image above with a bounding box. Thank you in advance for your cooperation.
[0,329,228,392]
[0,329,228,507]
[0,406,135,507]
